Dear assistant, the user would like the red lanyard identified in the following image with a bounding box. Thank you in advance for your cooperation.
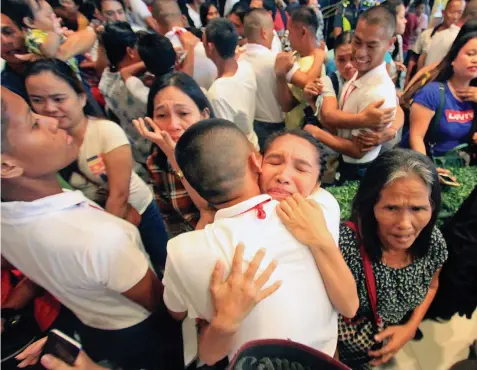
[238,199,271,220]
[341,83,356,108]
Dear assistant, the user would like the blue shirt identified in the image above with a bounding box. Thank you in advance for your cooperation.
[413,81,474,155]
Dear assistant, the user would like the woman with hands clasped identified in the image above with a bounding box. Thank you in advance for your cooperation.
[276,149,448,369]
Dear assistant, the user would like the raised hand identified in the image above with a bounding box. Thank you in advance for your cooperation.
[133,117,176,160]
[210,244,281,333]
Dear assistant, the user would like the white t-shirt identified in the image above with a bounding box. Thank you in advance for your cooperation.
[125,76,149,106]
[163,192,339,359]
[271,30,282,54]
[208,61,259,149]
[412,28,436,55]
[425,24,460,66]
[127,0,152,30]
[70,118,153,214]
[224,0,240,15]
[1,191,151,330]
[339,63,396,164]
[186,3,202,29]
[165,27,217,90]
[238,43,284,123]
[99,69,151,165]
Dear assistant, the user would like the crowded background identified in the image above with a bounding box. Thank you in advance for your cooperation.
[1,0,477,368]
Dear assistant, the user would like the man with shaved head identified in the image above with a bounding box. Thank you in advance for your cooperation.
[162,118,343,365]
[153,0,217,89]
[238,8,285,148]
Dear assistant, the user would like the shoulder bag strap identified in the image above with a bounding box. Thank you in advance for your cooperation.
[344,221,381,326]
[424,82,446,155]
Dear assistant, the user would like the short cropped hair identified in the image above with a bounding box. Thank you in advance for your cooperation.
[205,18,238,59]
[137,33,176,77]
[359,5,396,39]
[228,0,250,21]
[2,0,39,28]
[290,6,318,35]
[175,119,252,205]
[244,8,273,41]
[101,21,137,72]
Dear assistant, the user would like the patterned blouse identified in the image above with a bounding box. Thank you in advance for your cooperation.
[147,147,200,237]
[339,223,448,324]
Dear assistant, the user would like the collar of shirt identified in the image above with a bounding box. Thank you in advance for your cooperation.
[2,190,88,221]
[214,194,272,221]
[165,26,187,40]
[243,43,272,55]
[351,62,387,89]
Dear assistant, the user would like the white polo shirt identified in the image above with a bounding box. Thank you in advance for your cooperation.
[208,61,259,149]
[239,43,284,124]
[1,191,151,330]
[165,27,218,90]
[339,62,396,164]
[424,24,460,66]
[163,190,339,359]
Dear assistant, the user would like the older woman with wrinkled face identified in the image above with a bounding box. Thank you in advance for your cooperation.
[277,148,447,369]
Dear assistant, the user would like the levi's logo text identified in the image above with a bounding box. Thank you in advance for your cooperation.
[445,110,474,123]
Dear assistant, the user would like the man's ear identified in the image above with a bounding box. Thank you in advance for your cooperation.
[1,156,24,179]
[23,16,35,29]
[249,150,263,174]
[126,46,137,60]
[181,15,188,27]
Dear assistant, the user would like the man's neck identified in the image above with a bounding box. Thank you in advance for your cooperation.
[2,176,63,202]
[456,19,465,28]
[215,57,238,78]
[353,0,360,8]
[166,21,185,33]
[117,58,136,71]
[214,183,262,211]
[357,62,382,79]
[296,39,316,57]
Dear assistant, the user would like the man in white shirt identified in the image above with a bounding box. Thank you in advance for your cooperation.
[424,0,476,66]
[325,6,397,183]
[95,0,156,32]
[0,88,183,369]
[153,0,217,90]
[204,18,259,149]
[239,9,285,148]
[163,119,359,365]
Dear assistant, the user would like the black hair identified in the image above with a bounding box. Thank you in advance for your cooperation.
[94,0,125,12]
[261,0,277,19]
[380,0,404,17]
[137,32,176,77]
[200,1,218,27]
[147,72,214,118]
[175,118,251,205]
[24,58,99,116]
[262,129,322,170]
[228,1,250,22]
[101,21,137,72]
[403,21,477,102]
[205,18,238,59]
[359,5,396,39]
[350,149,441,263]
[2,0,39,28]
[414,0,425,8]
[334,30,353,49]
[290,6,318,35]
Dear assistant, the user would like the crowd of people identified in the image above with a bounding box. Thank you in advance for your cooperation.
[1,0,477,369]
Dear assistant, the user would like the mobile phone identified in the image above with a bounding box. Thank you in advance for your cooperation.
[438,173,460,187]
[40,329,81,366]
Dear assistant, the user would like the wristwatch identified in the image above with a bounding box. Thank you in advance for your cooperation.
[173,169,184,180]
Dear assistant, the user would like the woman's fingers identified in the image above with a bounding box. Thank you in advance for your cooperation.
[230,243,245,281]
[16,337,47,360]
[257,280,281,302]
[278,199,294,218]
[144,117,160,133]
[276,205,291,223]
[210,260,225,294]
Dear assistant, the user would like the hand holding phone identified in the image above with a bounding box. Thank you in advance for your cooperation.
[40,329,81,366]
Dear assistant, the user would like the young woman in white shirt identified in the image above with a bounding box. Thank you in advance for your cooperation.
[24,59,168,274]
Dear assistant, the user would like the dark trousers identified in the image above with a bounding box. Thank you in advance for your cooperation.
[138,200,169,275]
[77,309,184,370]
[254,120,286,150]
[335,158,371,184]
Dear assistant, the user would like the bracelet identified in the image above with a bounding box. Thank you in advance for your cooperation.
[173,169,184,180]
